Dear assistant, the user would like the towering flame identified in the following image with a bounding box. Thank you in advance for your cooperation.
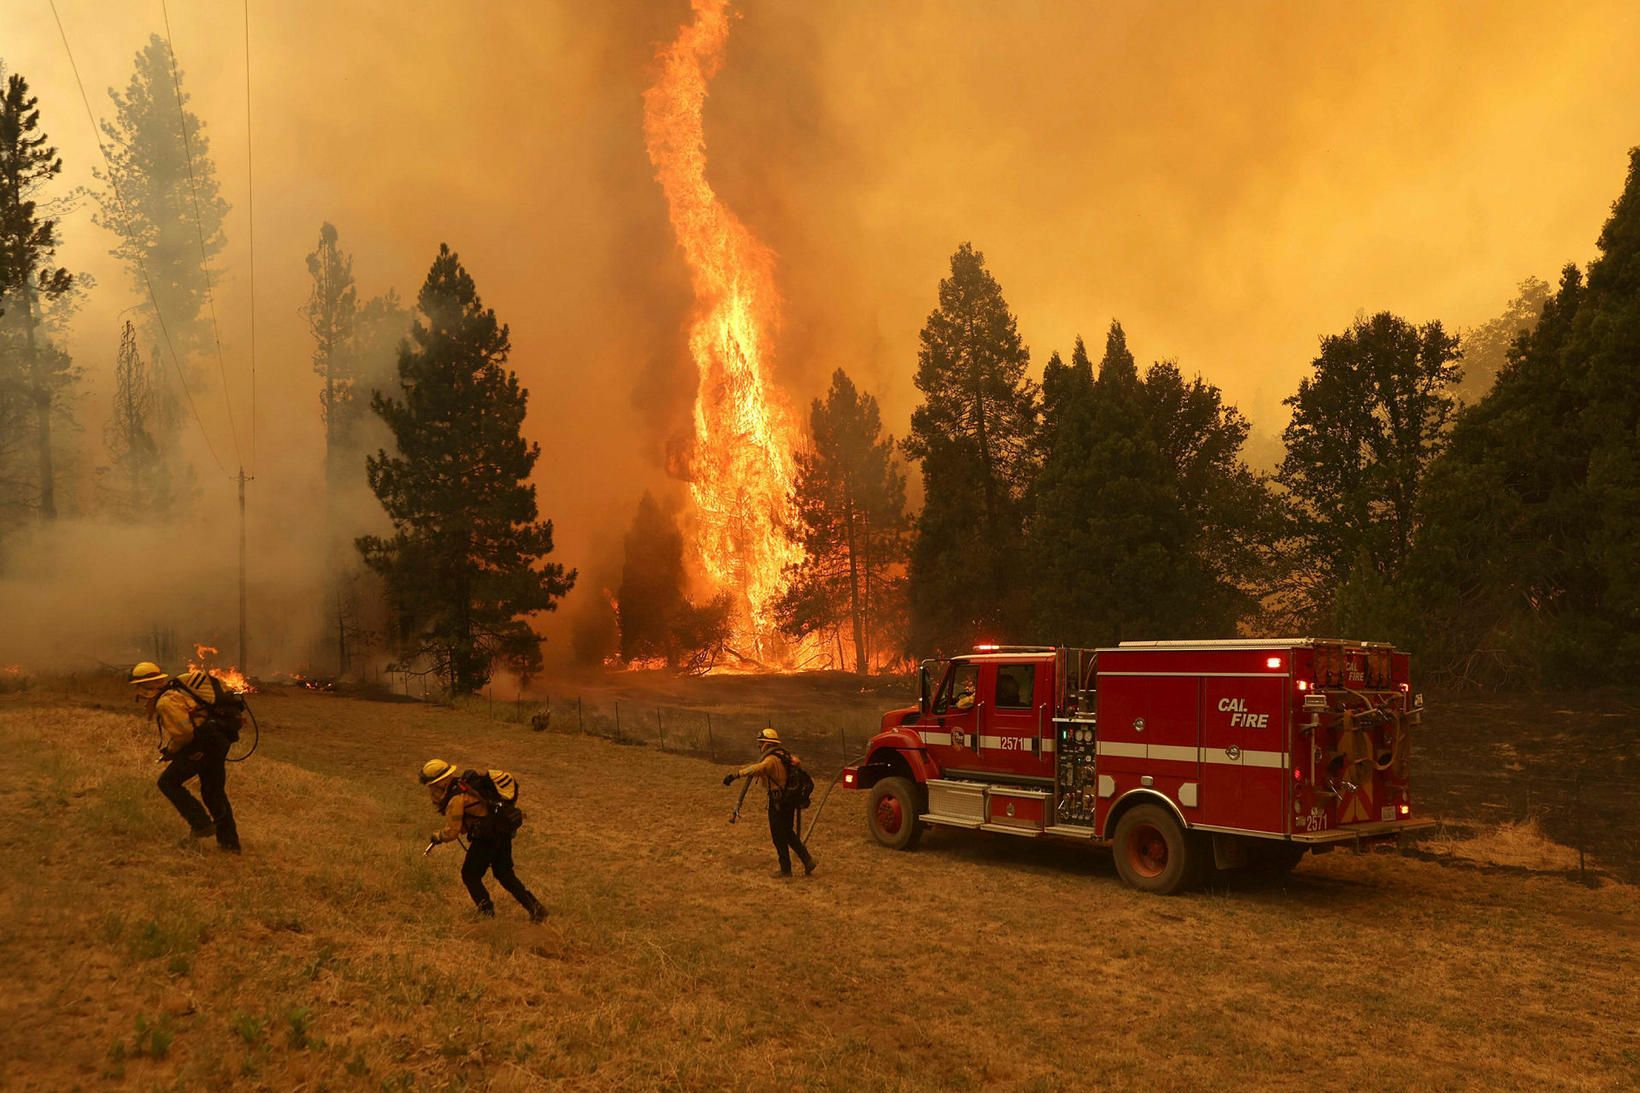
[642,0,803,663]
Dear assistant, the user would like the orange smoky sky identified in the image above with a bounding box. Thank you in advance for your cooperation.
[5,0,1639,660]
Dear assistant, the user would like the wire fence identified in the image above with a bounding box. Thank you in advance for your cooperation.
[1412,758,1640,884]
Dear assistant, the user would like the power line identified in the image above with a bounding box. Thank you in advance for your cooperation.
[47,0,227,477]
[160,0,242,469]
[242,0,257,476]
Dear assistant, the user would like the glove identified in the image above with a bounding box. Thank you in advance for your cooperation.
[721,773,735,786]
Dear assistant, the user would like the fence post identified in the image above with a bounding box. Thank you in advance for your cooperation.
[706,712,715,760]
[614,701,622,742]
[839,724,846,762]
[577,696,584,734]
[1575,771,1586,885]
[657,707,665,751]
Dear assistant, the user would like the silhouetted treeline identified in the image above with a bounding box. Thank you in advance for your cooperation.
[889,150,1640,690]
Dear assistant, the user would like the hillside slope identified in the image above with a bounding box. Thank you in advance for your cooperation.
[1,680,1636,1091]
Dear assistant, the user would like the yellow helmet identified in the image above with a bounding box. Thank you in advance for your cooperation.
[129,662,168,686]
[756,727,782,748]
[420,758,458,785]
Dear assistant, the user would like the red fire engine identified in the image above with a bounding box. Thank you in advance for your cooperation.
[841,639,1433,893]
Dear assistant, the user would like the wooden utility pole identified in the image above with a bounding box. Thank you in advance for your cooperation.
[238,467,249,671]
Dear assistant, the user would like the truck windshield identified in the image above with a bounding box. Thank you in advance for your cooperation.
[935,663,979,714]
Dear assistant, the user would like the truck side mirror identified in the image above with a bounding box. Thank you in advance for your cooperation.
[919,664,930,715]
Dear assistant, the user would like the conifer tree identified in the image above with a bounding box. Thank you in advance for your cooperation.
[1277,312,1460,625]
[93,35,227,362]
[100,320,166,517]
[1412,148,1640,682]
[0,71,76,521]
[304,222,358,487]
[615,491,732,671]
[617,491,688,664]
[358,245,574,693]
[903,243,1038,650]
[1029,324,1274,645]
[777,368,908,671]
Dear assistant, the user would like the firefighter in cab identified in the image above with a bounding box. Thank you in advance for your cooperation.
[128,662,241,853]
[721,728,817,879]
[419,759,546,922]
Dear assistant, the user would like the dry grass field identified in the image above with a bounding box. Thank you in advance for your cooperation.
[2,674,1637,1091]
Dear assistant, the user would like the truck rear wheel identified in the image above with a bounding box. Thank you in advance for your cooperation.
[1112,803,1196,894]
[868,777,924,851]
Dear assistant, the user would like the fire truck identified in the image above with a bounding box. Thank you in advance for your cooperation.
[840,639,1433,893]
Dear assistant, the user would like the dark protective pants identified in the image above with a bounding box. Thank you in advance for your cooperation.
[157,750,239,849]
[461,831,541,913]
[767,795,814,874]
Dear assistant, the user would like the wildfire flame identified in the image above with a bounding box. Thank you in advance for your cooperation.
[187,643,254,695]
[643,0,804,664]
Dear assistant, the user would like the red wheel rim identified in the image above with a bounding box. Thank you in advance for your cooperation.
[1126,823,1169,878]
[875,795,904,836]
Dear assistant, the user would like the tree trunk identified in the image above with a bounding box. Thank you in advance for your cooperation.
[19,287,56,519]
[843,489,866,674]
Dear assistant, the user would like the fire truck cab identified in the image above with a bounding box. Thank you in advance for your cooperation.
[841,639,1434,893]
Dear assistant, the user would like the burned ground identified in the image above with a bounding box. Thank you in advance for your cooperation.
[1,675,1636,1091]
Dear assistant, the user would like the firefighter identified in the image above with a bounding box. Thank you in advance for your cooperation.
[721,728,816,879]
[955,675,977,710]
[419,759,546,922]
[129,662,241,852]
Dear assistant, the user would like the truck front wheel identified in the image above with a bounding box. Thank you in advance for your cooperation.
[868,777,924,851]
[1112,803,1196,894]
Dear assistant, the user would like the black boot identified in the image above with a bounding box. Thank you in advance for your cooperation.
[475,900,496,918]
[528,900,548,923]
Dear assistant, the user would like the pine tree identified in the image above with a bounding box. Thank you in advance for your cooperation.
[357,245,575,693]
[304,222,358,488]
[93,35,227,363]
[616,491,733,671]
[776,368,908,672]
[1411,149,1640,683]
[1029,324,1276,646]
[903,243,1039,651]
[100,320,166,517]
[617,491,688,664]
[1276,312,1461,625]
[0,70,76,521]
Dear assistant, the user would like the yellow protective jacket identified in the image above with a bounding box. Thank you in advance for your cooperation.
[430,785,489,844]
[733,750,795,795]
[153,688,205,755]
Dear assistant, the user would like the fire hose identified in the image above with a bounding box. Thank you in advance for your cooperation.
[796,754,869,847]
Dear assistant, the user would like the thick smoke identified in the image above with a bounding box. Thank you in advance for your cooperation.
[3,0,1637,671]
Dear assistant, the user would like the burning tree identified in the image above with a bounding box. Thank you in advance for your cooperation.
[358,245,575,694]
[776,369,908,672]
[643,0,806,664]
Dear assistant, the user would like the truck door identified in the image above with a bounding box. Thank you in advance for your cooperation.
[1200,675,1287,833]
[922,660,981,770]
[979,660,1053,780]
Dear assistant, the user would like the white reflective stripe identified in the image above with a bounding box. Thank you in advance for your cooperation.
[918,731,952,746]
[1099,671,1287,678]
[1095,741,1287,768]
